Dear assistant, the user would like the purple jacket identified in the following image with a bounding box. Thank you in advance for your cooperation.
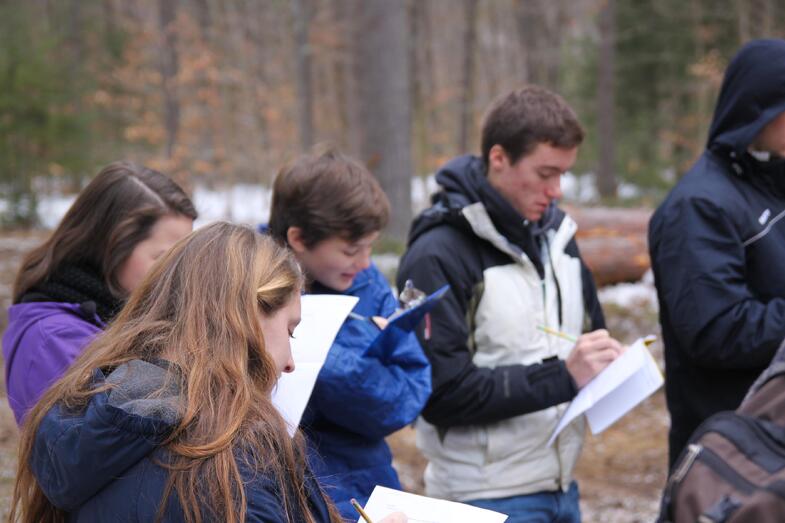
[2,302,103,425]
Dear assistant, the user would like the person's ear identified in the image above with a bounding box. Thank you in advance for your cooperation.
[488,145,510,174]
[286,227,308,255]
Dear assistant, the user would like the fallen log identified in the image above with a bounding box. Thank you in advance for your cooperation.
[563,205,653,287]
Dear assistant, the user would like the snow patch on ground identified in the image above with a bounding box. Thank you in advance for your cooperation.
[598,270,658,311]
[36,180,430,231]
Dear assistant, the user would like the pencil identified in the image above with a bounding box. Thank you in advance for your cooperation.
[351,498,374,523]
[536,325,578,343]
[348,312,383,331]
[348,311,367,321]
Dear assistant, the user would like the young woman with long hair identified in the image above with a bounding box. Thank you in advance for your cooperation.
[3,160,197,424]
[11,223,320,522]
[9,223,405,523]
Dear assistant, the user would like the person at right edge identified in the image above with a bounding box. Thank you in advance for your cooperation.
[649,38,785,470]
[396,85,624,523]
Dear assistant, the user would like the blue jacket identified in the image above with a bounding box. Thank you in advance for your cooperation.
[649,39,785,467]
[30,360,333,522]
[302,265,431,520]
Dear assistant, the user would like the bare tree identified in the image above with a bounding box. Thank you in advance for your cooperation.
[354,0,412,242]
[596,0,617,198]
[458,0,478,153]
[292,0,314,150]
[515,0,563,89]
[159,0,180,160]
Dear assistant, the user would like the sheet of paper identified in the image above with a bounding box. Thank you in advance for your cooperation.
[547,336,662,446]
[272,294,359,436]
[586,340,663,433]
[360,486,508,523]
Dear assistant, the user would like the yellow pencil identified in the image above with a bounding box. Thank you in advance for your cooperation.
[351,498,374,523]
[536,324,577,343]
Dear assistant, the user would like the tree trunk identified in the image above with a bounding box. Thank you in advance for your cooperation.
[457,0,478,153]
[736,0,750,43]
[515,0,563,89]
[159,0,179,160]
[337,0,361,156]
[354,0,412,243]
[291,0,314,150]
[596,0,617,198]
[566,205,652,286]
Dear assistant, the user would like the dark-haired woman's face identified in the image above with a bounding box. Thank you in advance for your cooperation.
[117,214,194,294]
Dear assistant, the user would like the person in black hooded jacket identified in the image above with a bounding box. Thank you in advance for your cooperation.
[649,38,785,469]
[397,86,624,523]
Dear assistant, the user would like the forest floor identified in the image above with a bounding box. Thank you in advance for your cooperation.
[0,230,667,521]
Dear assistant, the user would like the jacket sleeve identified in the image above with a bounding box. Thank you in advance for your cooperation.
[308,271,432,440]
[11,321,94,424]
[396,243,578,429]
[651,196,785,369]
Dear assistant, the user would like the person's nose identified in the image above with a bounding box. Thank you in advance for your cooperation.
[283,355,295,374]
[546,176,563,200]
[356,249,372,271]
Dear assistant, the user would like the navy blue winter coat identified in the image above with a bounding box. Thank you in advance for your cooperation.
[302,264,431,520]
[649,39,785,468]
[29,360,333,522]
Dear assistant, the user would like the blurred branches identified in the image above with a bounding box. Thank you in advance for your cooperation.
[0,0,783,228]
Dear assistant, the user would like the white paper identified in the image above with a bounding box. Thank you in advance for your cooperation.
[360,486,508,523]
[272,294,359,435]
[547,336,663,446]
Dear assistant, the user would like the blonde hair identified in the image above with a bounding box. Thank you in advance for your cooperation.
[10,222,341,523]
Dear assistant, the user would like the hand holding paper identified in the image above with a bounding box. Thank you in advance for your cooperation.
[383,284,449,333]
[347,285,448,333]
[548,335,663,446]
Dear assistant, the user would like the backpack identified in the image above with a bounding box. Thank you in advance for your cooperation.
[657,359,785,523]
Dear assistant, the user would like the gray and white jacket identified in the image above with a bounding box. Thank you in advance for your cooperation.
[397,155,605,501]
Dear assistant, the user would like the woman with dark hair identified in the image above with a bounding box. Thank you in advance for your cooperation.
[3,160,197,425]
[9,223,405,523]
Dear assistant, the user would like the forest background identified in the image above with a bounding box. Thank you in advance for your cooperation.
[3,0,785,239]
[2,2,785,519]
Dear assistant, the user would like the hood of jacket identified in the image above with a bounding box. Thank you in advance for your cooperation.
[30,359,180,511]
[408,155,564,276]
[708,39,785,159]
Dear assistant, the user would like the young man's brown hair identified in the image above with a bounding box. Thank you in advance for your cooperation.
[268,150,390,248]
[480,85,585,166]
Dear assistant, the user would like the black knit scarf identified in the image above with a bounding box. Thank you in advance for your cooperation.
[20,264,124,324]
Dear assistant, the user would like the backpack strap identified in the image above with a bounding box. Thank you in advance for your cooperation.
[739,372,785,424]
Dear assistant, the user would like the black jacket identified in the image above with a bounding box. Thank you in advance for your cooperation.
[397,155,605,428]
[649,39,785,468]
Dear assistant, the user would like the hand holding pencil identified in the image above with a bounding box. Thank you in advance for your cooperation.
[561,328,625,388]
[351,498,408,523]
